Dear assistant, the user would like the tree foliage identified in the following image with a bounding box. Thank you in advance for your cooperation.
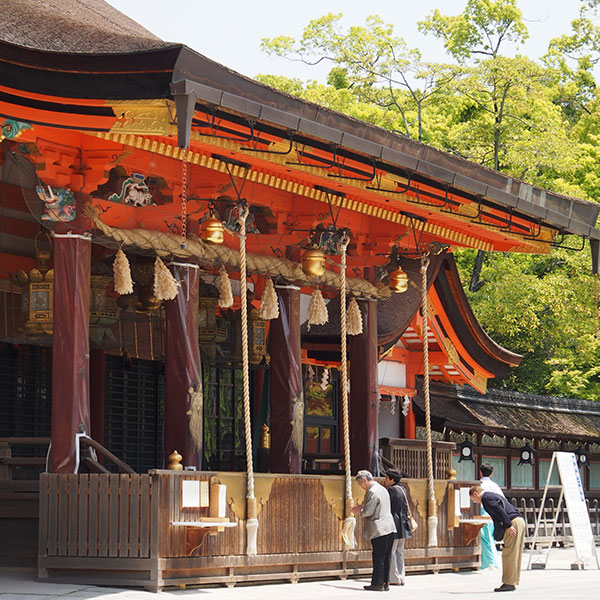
[259,0,600,400]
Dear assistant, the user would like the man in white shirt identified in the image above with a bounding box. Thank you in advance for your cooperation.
[481,463,505,497]
[479,463,505,571]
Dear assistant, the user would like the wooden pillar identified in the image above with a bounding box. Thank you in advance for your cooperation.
[89,349,105,447]
[164,263,201,468]
[50,233,91,473]
[349,298,378,474]
[403,364,418,439]
[269,285,302,474]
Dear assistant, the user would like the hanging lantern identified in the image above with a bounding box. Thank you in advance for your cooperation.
[11,232,54,337]
[198,282,219,342]
[458,440,475,463]
[301,246,326,278]
[89,260,119,344]
[131,259,162,312]
[389,266,409,293]
[248,304,269,365]
[200,214,225,244]
[517,443,534,466]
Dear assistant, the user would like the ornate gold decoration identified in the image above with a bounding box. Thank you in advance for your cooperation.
[109,99,175,136]
[408,479,448,520]
[219,472,275,520]
[471,371,488,393]
[444,337,460,366]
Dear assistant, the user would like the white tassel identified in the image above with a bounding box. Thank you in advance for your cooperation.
[259,278,279,320]
[216,266,233,308]
[428,515,439,547]
[113,248,133,295]
[346,297,363,335]
[153,257,179,301]
[342,516,357,550]
[246,518,259,556]
[307,288,328,331]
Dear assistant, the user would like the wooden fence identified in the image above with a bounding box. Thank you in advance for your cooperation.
[508,494,600,546]
[38,471,479,591]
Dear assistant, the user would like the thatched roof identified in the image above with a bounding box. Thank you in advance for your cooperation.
[0,0,172,53]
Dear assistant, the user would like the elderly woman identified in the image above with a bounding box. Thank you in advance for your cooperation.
[384,468,413,586]
[351,470,396,591]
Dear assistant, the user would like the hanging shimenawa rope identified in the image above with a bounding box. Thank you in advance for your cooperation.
[237,205,258,556]
[420,254,438,547]
[83,204,387,299]
[339,234,356,550]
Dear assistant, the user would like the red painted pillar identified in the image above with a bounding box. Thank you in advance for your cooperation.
[349,298,378,474]
[50,233,91,473]
[164,263,201,468]
[269,285,302,474]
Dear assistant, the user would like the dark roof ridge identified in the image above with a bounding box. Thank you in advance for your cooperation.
[457,385,600,417]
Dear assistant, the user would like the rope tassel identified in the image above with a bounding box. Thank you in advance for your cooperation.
[307,288,328,331]
[153,257,180,301]
[346,297,363,335]
[259,278,279,320]
[216,266,234,308]
[113,248,133,295]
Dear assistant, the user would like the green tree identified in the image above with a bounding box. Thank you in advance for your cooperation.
[261,13,454,140]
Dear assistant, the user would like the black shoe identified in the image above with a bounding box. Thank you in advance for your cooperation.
[364,585,385,591]
[383,584,389,591]
[494,584,516,592]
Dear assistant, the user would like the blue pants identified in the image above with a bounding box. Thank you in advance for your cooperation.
[480,509,499,569]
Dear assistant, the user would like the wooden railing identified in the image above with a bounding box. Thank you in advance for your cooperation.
[379,438,456,479]
[0,437,50,495]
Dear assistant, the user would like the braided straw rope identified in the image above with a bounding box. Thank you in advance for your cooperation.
[339,235,356,550]
[237,206,259,555]
[420,255,438,547]
[83,204,388,299]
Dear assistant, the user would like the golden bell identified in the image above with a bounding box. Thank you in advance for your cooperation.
[301,247,326,277]
[200,215,225,244]
[389,267,409,293]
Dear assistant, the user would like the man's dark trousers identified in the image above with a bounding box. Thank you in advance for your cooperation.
[371,532,395,587]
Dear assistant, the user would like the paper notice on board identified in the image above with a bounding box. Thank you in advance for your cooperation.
[460,486,471,509]
[455,489,462,517]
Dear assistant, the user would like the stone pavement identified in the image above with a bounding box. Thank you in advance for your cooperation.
[0,548,598,600]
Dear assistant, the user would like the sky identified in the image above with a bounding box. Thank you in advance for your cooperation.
[106,0,586,81]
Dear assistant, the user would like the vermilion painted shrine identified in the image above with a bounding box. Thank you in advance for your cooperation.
[1,0,599,591]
